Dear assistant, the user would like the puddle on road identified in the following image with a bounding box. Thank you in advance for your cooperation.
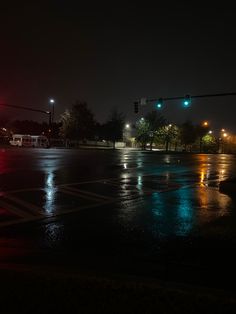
[116,185,235,239]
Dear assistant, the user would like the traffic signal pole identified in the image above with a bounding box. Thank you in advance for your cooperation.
[146,92,236,103]
[0,103,51,123]
[134,92,236,113]
[0,103,52,142]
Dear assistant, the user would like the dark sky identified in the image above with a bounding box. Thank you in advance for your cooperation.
[1,1,236,132]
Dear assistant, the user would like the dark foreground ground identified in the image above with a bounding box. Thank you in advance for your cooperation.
[1,267,236,314]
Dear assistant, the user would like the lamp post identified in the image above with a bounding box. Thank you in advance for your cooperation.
[49,98,55,124]
[46,111,52,147]
[222,132,228,153]
[123,123,130,146]
[49,98,55,143]
[219,129,227,153]
[199,121,209,152]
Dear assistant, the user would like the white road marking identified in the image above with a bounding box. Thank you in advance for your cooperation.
[0,175,190,228]
[60,186,114,201]
[3,195,44,216]
[0,199,33,219]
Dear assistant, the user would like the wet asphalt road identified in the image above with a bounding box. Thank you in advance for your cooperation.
[1,148,236,289]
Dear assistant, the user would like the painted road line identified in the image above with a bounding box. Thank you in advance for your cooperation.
[0,201,102,228]
[49,199,115,217]
[0,199,117,229]
[71,181,145,200]
[61,186,115,201]
[0,179,115,196]
[0,199,32,219]
[103,180,162,194]
[3,195,44,216]
[61,178,118,187]
[0,187,44,196]
[0,217,36,228]
[0,181,182,229]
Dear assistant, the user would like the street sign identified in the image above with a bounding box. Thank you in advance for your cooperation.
[140,97,147,106]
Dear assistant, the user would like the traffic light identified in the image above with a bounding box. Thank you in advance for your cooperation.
[183,94,191,107]
[134,101,139,113]
[156,98,163,109]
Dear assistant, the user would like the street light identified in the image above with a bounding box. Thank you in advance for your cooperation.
[123,123,131,146]
[49,98,55,124]
[203,121,209,127]
[222,133,228,153]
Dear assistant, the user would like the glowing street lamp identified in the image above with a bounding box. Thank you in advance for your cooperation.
[203,121,209,127]
[49,98,55,124]
[123,124,131,145]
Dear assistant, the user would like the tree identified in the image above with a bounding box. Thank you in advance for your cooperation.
[195,124,210,152]
[145,111,166,150]
[136,118,150,150]
[60,109,75,140]
[156,124,179,152]
[202,134,217,153]
[103,109,125,149]
[179,121,197,151]
[60,101,96,142]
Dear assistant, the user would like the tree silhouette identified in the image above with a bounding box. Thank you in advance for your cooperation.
[103,109,125,149]
[195,123,210,152]
[145,111,166,150]
[136,118,150,150]
[60,101,96,142]
[179,121,197,151]
[156,124,179,152]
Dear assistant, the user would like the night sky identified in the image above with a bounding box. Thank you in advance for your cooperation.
[1,2,236,132]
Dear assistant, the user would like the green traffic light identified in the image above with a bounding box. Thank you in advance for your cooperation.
[156,98,163,109]
[183,95,191,107]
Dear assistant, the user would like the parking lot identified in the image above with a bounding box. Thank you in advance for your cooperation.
[1,148,236,289]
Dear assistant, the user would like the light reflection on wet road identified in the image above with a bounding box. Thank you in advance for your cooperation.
[1,148,236,288]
